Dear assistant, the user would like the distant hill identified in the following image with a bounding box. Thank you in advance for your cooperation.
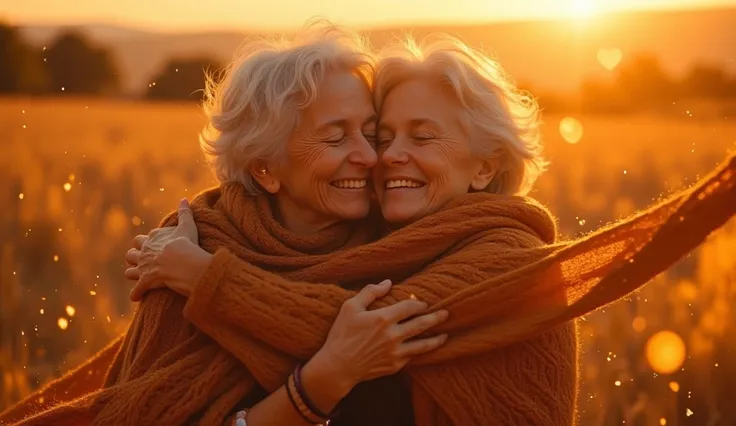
[17,7,736,96]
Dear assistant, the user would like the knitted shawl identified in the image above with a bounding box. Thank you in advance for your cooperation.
[2,153,735,426]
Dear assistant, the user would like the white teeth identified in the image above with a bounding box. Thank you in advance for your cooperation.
[385,179,424,189]
[332,179,367,189]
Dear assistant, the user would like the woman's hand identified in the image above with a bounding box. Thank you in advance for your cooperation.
[124,199,212,301]
[307,280,449,394]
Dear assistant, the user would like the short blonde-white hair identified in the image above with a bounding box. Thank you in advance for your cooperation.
[200,21,374,194]
[374,35,547,196]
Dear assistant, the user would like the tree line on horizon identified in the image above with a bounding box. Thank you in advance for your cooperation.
[2,22,736,113]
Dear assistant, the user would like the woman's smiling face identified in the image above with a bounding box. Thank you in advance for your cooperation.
[373,76,495,225]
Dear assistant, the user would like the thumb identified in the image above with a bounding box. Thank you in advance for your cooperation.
[177,198,198,241]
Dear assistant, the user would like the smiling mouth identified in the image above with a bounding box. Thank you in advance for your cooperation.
[331,179,368,189]
[385,179,425,189]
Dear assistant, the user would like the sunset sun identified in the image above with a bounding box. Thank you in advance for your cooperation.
[567,0,599,18]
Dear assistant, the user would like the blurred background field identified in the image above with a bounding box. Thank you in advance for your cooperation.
[2,1,736,425]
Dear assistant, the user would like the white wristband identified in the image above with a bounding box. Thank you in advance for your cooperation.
[234,410,247,426]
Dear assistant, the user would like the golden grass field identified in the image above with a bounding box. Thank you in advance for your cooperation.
[1,98,735,425]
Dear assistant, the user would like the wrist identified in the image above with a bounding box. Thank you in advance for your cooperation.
[299,351,355,414]
[184,249,213,297]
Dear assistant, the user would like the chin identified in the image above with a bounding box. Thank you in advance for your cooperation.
[381,205,420,226]
[333,202,371,220]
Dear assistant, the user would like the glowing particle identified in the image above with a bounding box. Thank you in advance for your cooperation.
[39,309,44,314]
[53,255,59,262]
[65,305,76,317]
[106,316,111,323]
[68,174,76,182]
[686,409,693,417]
[559,117,584,144]
[646,330,686,374]
[61,87,65,91]
[63,182,72,192]
[22,124,27,129]
[90,290,97,296]
[632,316,647,332]
[579,219,586,226]
[623,170,627,175]
[18,193,24,200]
[159,187,165,192]
[132,216,142,226]
[596,48,622,70]
[660,418,667,425]
[614,381,621,386]
[669,381,680,392]
[57,318,68,330]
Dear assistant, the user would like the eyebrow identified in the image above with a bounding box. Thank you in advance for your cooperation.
[314,114,378,132]
[378,118,442,131]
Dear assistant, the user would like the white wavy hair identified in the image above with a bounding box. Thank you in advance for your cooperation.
[374,35,547,196]
[200,21,375,194]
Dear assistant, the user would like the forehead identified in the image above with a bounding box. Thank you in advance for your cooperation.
[300,70,375,127]
[379,77,459,127]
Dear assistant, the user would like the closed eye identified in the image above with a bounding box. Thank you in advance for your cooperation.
[324,135,345,144]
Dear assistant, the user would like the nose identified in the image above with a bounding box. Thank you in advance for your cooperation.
[380,137,409,166]
[347,136,378,168]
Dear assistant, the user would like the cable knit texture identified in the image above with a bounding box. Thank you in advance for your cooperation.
[2,154,735,426]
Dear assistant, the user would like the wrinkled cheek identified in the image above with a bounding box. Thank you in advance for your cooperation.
[317,183,335,209]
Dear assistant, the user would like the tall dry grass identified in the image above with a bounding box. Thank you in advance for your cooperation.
[1,98,735,425]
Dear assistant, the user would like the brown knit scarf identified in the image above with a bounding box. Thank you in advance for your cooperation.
[2,153,735,426]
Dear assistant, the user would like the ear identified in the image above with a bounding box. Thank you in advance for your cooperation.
[469,158,497,191]
[249,164,281,194]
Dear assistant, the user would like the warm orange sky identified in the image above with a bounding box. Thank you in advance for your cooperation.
[4,0,734,31]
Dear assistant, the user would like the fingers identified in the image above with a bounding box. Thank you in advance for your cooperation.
[133,234,148,250]
[374,298,429,324]
[125,248,141,266]
[124,266,140,281]
[129,273,164,302]
[394,309,449,340]
[396,333,448,358]
[177,198,198,241]
[129,282,147,302]
[347,279,392,309]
